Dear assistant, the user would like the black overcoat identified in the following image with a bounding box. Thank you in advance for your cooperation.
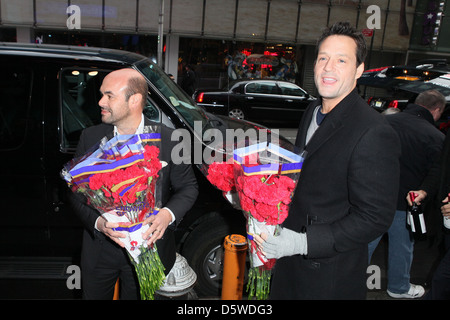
[270,89,401,299]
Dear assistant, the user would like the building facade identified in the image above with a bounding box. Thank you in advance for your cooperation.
[0,0,448,94]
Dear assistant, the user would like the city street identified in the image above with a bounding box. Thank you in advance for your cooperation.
[1,0,449,302]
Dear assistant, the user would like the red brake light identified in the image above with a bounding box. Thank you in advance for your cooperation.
[197,92,204,103]
[364,66,389,73]
[388,100,399,108]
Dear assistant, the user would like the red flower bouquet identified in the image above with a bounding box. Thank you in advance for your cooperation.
[203,160,241,208]
[202,138,303,300]
[61,127,165,299]
[206,161,235,193]
[233,142,303,300]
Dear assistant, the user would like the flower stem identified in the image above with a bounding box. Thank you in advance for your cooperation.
[246,267,271,300]
[129,245,166,300]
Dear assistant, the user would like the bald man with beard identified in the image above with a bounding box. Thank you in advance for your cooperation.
[68,68,198,299]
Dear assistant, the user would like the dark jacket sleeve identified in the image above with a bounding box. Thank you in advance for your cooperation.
[158,125,198,225]
[68,191,99,236]
[420,130,450,200]
[67,127,105,236]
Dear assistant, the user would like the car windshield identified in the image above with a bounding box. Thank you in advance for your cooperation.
[134,59,212,130]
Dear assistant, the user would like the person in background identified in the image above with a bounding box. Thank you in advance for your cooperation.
[368,89,445,299]
[68,68,198,299]
[382,107,401,115]
[255,21,400,299]
[180,64,196,96]
[409,117,450,299]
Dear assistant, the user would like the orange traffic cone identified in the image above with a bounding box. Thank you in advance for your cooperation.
[113,279,119,300]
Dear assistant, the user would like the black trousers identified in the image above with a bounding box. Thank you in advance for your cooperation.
[81,234,140,300]
[425,233,450,300]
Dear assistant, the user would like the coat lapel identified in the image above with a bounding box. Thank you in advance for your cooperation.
[295,100,317,151]
[298,89,360,158]
[304,113,343,157]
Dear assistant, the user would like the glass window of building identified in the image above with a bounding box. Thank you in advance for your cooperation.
[178,37,303,90]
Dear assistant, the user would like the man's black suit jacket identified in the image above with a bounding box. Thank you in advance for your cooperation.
[68,118,198,275]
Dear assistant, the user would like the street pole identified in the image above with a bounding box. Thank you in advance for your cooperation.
[157,0,164,68]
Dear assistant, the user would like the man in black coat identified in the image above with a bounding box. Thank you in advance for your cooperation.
[255,22,400,299]
[408,91,450,299]
[180,64,196,96]
[69,68,198,299]
[368,89,445,298]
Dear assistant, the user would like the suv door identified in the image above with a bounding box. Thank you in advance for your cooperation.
[0,60,71,256]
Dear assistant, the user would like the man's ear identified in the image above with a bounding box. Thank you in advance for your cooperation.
[129,93,143,109]
[355,62,365,80]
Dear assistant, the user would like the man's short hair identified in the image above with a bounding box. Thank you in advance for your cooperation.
[316,21,367,67]
[415,89,446,112]
[124,75,148,109]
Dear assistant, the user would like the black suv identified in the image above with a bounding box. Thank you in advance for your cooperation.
[0,43,280,298]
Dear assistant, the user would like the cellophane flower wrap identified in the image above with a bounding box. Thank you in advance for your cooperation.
[233,141,304,300]
[61,125,165,300]
[201,134,303,300]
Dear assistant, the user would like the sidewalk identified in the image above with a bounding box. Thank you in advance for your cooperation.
[366,234,442,300]
[0,234,442,300]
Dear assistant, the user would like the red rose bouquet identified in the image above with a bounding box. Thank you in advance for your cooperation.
[61,126,165,300]
[233,141,303,300]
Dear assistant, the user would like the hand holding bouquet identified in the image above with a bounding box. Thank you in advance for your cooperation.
[202,134,304,300]
[233,141,303,299]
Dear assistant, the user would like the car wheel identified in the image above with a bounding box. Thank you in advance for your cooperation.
[228,108,245,120]
[182,214,244,297]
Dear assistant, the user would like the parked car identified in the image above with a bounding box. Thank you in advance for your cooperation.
[0,43,285,298]
[193,79,316,127]
[365,89,413,112]
[359,59,450,113]
[358,60,450,135]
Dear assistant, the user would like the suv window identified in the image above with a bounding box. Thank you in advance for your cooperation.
[60,68,163,151]
[136,60,204,130]
[0,67,33,150]
[60,68,105,150]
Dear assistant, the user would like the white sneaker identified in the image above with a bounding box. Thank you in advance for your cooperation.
[387,284,425,299]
